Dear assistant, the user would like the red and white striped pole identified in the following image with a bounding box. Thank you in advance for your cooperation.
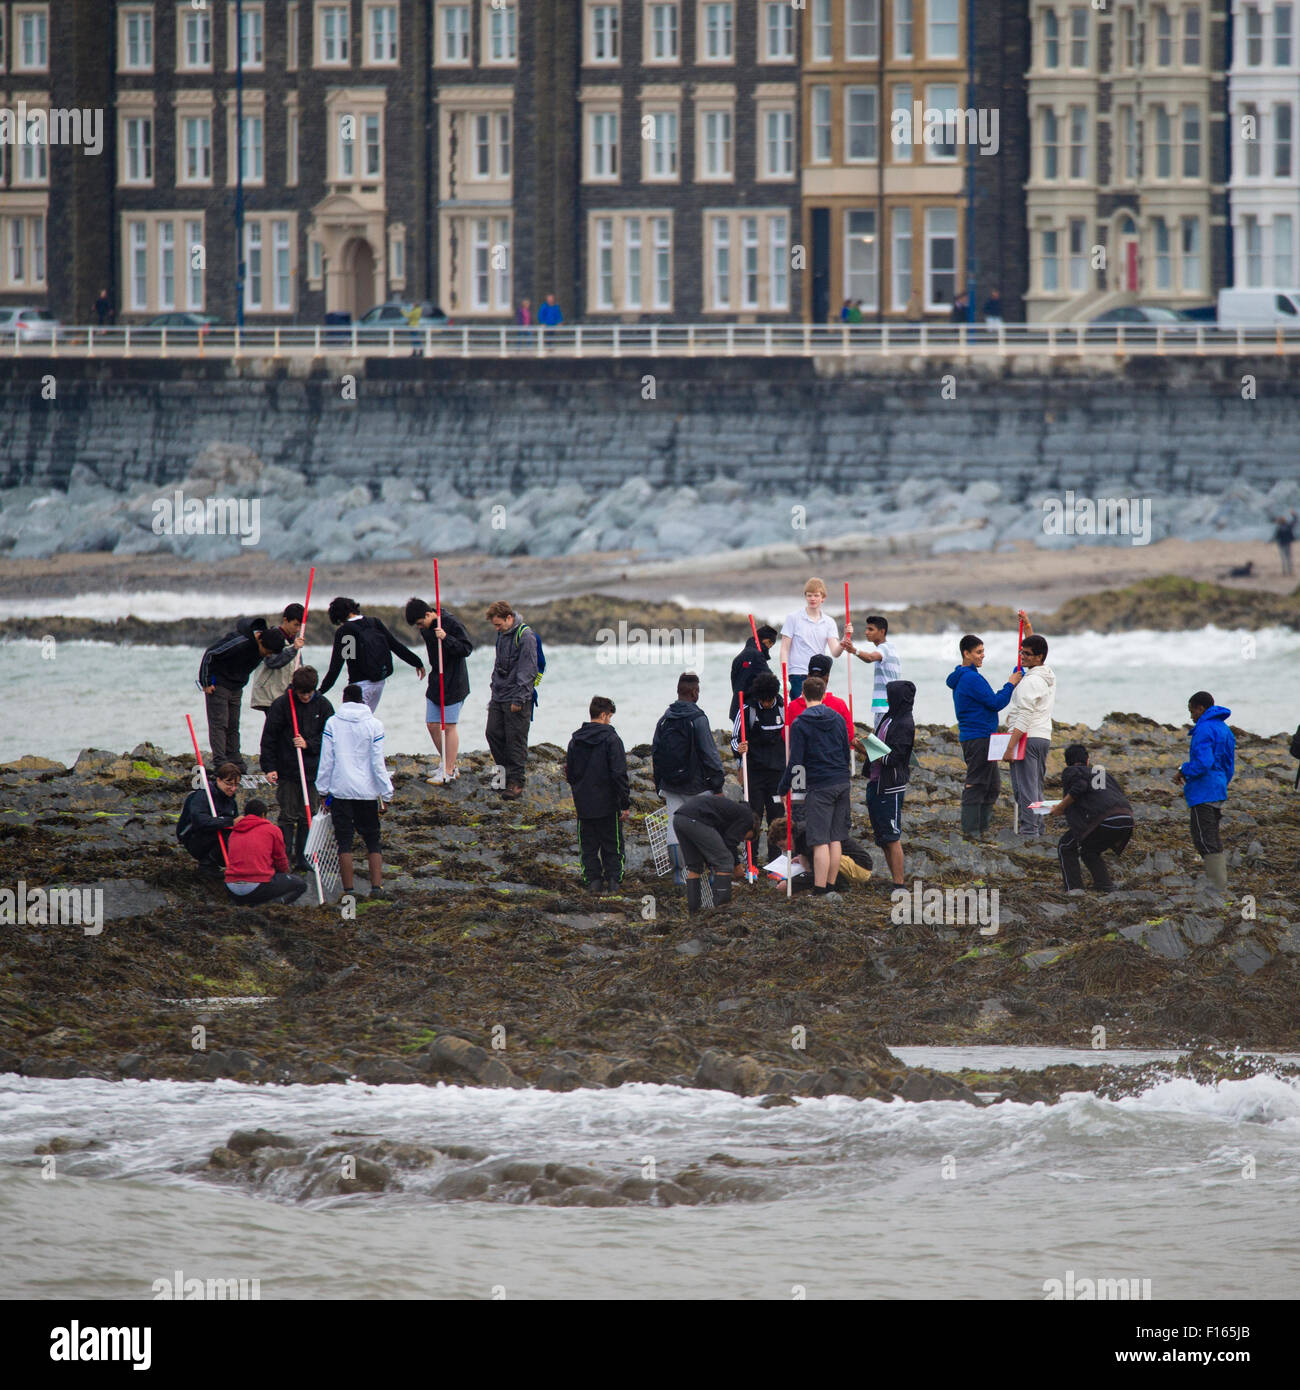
[739,689,757,883]
[782,659,792,899]
[434,558,447,766]
[186,714,230,867]
[844,580,855,776]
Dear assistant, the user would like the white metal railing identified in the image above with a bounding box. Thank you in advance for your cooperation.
[4,321,1300,360]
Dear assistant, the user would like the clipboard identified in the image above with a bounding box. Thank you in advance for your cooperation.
[987,732,1028,761]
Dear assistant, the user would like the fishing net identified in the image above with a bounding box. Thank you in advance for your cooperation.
[303,808,343,905]
[645,809,671,877]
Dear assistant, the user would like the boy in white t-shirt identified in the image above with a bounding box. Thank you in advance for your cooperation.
[779,577,850,699]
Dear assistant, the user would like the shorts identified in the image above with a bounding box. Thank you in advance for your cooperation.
[330,798,382,854]
[866,784,904,846]
[426,699,463,725]
[804,781,851,847]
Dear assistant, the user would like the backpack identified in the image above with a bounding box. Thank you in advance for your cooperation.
[516,624,546,707]
[653,710,698,788]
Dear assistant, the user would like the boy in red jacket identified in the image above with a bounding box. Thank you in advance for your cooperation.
[224,799,308,905]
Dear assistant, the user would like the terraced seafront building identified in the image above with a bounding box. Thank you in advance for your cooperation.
[1024,0,1230,320]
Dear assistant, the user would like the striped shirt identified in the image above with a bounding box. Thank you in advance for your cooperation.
[870,641,903,718]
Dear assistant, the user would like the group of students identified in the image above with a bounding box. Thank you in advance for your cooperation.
[185,594,544,903]
[184,574,1241,912]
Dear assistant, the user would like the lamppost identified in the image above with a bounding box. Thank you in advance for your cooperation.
[965,0,977,323]
[235,0,245,329]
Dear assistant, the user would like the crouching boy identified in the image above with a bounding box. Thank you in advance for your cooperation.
[672,791,755,914]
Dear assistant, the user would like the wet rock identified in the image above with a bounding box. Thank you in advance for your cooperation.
[897,1070,983,1105]
[1120,921,1191,959]
[355,1057,420,1085]
[338,1156,392,1194]
[208,1147,245,1169]
[536,1065,591,1091]
[1226,938,1273,976]
[431,1170,491,1201]
[758,1093,798,1109]
[227,1128,299,1156]
[20,1057,95,1078]
[693,1051,767,1096]
[550,1163,607,1188]
[527,1178,564,1200]
[499,1160,546,1184]
[307,1062,350,1083]
[0,1048,21,1074]
[428,1035,526,1088]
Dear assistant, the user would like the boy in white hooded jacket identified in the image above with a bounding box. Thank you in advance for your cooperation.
[1003,620,1056,838]
[316,684,395,895]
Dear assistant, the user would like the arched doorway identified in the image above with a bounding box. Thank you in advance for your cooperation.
[1114,214,1140,293]
[342,237,377,316]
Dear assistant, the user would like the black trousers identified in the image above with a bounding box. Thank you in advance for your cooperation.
[486,701,532,786]
[1188,802,1223,857]
[226,873,307,906]
[1059,819,1133,891]
[205,685,245,769]
[960,738,1000,807]
[578,815,624,884]
[746,765,785,828]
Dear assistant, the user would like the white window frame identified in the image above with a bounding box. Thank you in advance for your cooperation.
[925,83,958,163]
[811,84,831,163]
[586,108,621,182]
[762,0,794,61]
[122,115,154,187]
[769,213,789,311]
[15,5,50,73]
[1068,104,1088,181]
[652,215,672,310]
[231,2,266,70]
[1182,215,1204,292]
[364,3,398,64]
[438,3,471,65]
[185,218,205,310]
[158,219,176,311]
[484,1,518,65]
[180,114,213,186]
[699,1,734,63]
[179,5,213,71]
[588,3,621,64]
[1068,217,1087,292]
[741,214,760,310]
[1067,6,1088,68]
[273,218,293,312]
[1040,227,1060,293]
[121,6,155,73]
[846,0,880,61]
[1270,215,1289,288]
[892,81,913,162]
[1276,4,1293,67]
[812,0,831,61]
[894,0,913,60]
[760,106,794,180]
[844,208,878,311]
[924,205,958,310]
[928,0,959,60]
[644,107,680,181]
[845,85,878,164]
[317,3,352,67]
[698,104,734,181]
[710,214,731,309]
[891,206,912,312]
[646,2,680,64]
[625,215,643,309]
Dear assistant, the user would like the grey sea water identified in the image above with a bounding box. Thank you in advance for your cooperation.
[2,1065,1298,1299]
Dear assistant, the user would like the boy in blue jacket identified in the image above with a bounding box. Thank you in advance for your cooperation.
[1175,691,1235,892]
[945,634,1022,838]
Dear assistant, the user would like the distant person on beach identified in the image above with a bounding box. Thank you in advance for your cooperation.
[319,598,424,714]
[768,806,875,889]
[537,293,563,328]
[94,289,112,326]
[316,684,395,898]
[1047,744,1134,894]
[731,671,786,831]
[485,600,542,800]
[866,679,915,889]
[672,790,755,914]
[198,618,287,772]
[841,613,903,727]
[1274,512,1296,576]
[406,597,473,783]
[1176,691,1235,893]
[779,578,850,700]
[983,290,1003,327]
[177,762,241,874]
[777,675,851,898]
[223,798,307,906]
[564,695,631,893]
[249,604,306,717]
[839,299,852,323]
[259,666,333,872]
[729,623,777,720]
[946,634,1022,839]
[652,671,726,883]
[1002,616,1056,839]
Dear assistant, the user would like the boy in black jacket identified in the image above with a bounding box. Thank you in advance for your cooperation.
[729,624,777,720]
[865,679,915,889]
[198,618,287,771]
[406,596,474,783]
[565,696,631,892]
[1047,743,1135,893]
[177,762,241,874]
[259,666,335,871]
[731,671,785,830]
[320,596,424,712]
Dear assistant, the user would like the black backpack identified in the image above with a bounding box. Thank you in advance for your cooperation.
[348,617,392,679]
[653,710,698,788]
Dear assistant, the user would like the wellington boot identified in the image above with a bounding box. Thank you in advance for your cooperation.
[978,803,994,835]
[710,874,733,908]
[668,843,686,886]
[685,877,703,914]
[960,804,982,838]
[1203,852,1228,892]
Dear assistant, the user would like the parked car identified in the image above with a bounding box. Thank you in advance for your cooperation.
[147,312,222,331]
[355,301,450,333]
[1088,305,1197,332]
[1177,304,1218,324]
[0,307,63,343]
[1217,288,1300,328]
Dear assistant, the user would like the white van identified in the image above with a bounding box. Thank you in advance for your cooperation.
[1217,287,1300,328]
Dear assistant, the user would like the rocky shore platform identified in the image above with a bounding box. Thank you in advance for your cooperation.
[2,711,1298,1111]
